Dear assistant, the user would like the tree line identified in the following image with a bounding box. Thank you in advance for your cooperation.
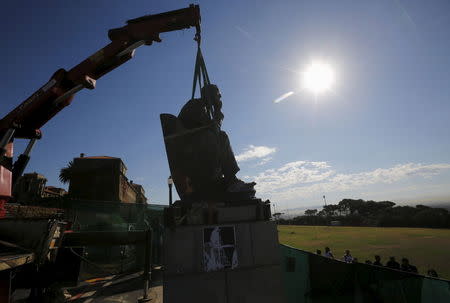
[278,199,450,228]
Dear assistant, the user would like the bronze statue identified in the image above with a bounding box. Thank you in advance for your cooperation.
[161,84,255,202]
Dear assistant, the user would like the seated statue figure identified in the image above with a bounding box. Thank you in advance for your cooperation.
[161,84,255,202]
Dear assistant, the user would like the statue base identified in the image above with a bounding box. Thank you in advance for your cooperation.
[163,198,285,303]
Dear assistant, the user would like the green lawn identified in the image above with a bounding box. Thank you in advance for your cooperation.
[278,225,450,280]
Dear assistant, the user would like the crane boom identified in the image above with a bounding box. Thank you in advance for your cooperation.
[0,4,201,208]
[0,4,200,139]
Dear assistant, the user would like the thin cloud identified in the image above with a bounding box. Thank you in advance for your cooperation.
[255,157,273,166]
[235,26,255,41]
[253,161,334,193]
[236,145,277,162]
[273,91,294,103]
[393,0,417,32]
[250,161,450,202]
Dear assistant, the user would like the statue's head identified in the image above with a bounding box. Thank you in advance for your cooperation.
[201,84,221,103]
[201,84,224,124]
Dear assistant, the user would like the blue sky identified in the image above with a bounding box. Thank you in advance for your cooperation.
[2,0,450,210]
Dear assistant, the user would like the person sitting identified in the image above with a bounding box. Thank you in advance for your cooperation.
[373,255,383,266]
[324,247,334,259]
[342,250,353,263]
[386,256,400,270]
[172,84,256,199]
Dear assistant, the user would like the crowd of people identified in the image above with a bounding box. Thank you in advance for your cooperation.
[315,247,439,278]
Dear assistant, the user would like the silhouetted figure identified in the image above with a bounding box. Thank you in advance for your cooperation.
[427,269,438,278]
[365,260,372,265]
[175,85,256,196]
[386,257,400,270]
[373,255,383,266]
[316,249,322,255]
[401,258,418,273]
[342,250,353,263]
[324,247,334,259]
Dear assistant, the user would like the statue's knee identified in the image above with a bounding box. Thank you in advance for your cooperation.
[219,131,231,144]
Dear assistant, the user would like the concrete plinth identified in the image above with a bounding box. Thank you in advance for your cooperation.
[163,210,285,303]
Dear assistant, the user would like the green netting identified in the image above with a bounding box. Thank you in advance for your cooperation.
[421,277,450,302]
[281,244,311,303]
[280,244,450,303]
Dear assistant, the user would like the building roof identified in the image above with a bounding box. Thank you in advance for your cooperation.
[44,186,67,196]
[74,156,127,171]
[76,156,120,160]
[22,172,46,180]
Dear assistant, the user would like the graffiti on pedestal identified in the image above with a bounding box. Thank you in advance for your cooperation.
[203,226,237,272]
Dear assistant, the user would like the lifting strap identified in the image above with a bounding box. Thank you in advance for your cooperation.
[190,33,223,126]
[191,46,210,100]
[191,45,219,121]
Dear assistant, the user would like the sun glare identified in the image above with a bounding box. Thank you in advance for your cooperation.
[302,61,335,95]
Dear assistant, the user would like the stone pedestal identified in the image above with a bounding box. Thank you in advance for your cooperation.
[163,201,285,303]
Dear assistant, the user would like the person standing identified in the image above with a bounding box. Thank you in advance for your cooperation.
[401,258,418,273]
[373,255,383,266]
[324,247,334,259]
[386,256,400,270]
[342,250,353,263]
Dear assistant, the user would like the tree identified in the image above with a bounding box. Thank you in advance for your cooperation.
[415,204,430,211]
[338,199,364,215]
[319,204,340,217]
[305,209,318,216]
[59,160,74,184]
[412,209,447,228]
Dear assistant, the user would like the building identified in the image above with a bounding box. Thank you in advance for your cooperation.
[68,154,147,203]
[131,183,147,204]
[42,186,67,198]
[13,173,67,203]
[13,172,47,204]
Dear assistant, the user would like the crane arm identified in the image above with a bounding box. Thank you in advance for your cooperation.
[0,4,201,139]
[0,5,200,206]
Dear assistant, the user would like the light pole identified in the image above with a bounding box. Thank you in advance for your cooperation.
[168,176,173,206]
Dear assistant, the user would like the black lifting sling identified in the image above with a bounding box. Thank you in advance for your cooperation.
[190,45,223,126]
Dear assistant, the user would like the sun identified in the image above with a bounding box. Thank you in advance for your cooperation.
[302,60,335,95]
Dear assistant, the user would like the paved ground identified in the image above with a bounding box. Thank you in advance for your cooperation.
[11,271,162,303]
[65,270,162,303]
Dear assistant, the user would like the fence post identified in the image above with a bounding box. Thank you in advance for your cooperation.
[138,228,152,302]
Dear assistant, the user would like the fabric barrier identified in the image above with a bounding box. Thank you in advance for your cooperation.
[280,244,450,303]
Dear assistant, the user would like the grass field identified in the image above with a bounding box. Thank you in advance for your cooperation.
[278,225,450,280]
